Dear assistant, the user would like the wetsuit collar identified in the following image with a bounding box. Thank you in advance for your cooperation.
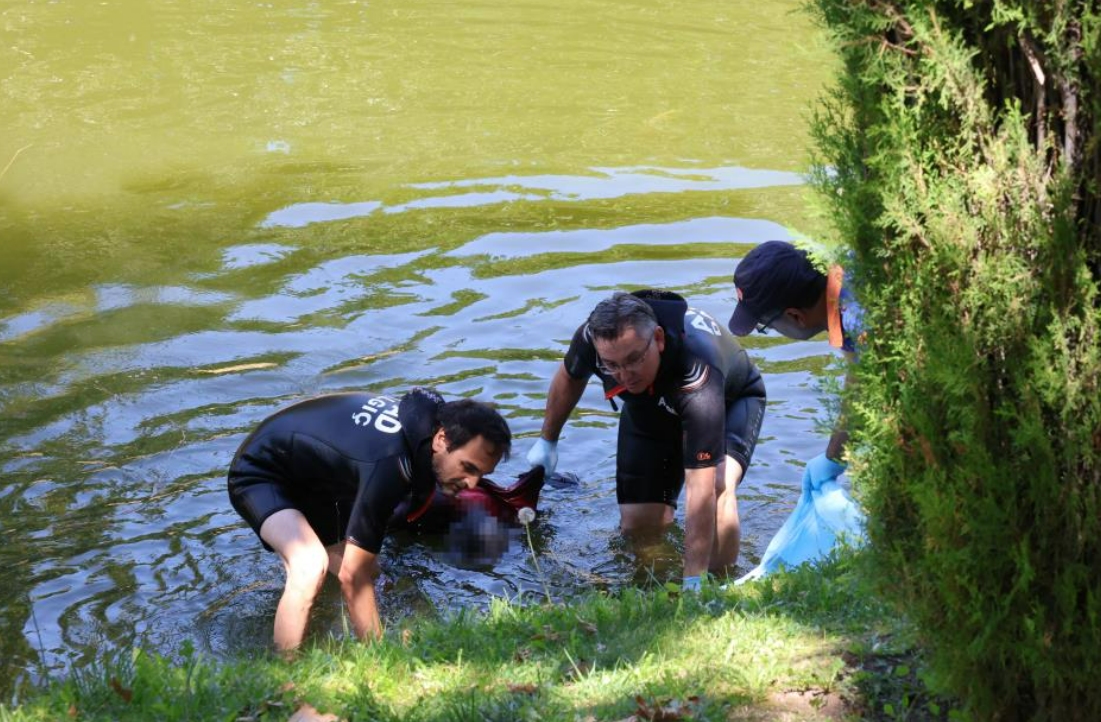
[631,290,687,388]
[398,388,445,502]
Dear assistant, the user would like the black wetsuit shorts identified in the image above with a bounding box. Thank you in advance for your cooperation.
[615,381,767,507]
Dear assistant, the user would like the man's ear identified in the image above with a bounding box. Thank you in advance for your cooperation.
[432,428,448,453]
[783,308,808,328]
[654,324,666,353]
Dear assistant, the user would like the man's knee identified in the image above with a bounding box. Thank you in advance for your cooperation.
[260,509,329,596]
[715,456,745,493]
[619,503,674,532]
[285,545,329,596]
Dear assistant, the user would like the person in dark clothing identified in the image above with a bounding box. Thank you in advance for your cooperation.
[526,291,766,586]
[228,388,510,651]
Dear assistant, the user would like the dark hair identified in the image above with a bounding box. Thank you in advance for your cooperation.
[791,267,828,310]
[587,292,658,342]
[437,399,512,459]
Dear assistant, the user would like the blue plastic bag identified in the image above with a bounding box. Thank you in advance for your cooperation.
[735,453,865,584]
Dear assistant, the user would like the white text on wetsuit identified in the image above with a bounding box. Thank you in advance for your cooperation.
[687,307,722,336]
[351,396,402,433]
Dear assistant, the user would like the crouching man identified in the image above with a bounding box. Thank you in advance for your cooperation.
[527,291,766,586]
[228,388,510,651]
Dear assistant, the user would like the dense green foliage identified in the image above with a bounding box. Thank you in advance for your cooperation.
[1,556,941,721]
[808,0,1101,719]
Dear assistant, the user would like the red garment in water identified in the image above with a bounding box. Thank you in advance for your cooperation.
[390,466,546,532]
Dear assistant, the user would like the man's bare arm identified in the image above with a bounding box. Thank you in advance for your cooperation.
[337,543,382,640]
[826,362,857,462]
[683,466,718,577]
[826,429,849,462]
[539,362,589,441]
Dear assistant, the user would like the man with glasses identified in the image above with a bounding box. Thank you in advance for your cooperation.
[726,240,865,464]
[526,290,766,588]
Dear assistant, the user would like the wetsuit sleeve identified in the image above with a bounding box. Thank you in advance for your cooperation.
[724,365,767,475]
[344,456,410,554]
[676,362,726,470]
[562,323,597,380]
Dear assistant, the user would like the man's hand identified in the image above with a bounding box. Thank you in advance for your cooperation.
[337,543,382,640]
[526,438,559,474]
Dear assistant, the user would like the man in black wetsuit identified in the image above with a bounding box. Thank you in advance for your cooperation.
[526,291,766,587]
[228,388,511,651]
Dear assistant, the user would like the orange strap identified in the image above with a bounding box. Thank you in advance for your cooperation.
[405,489,436,522]
[604,383,654,399]
[826,265,845,349]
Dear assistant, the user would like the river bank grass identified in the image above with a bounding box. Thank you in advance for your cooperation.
[2,554,953,721]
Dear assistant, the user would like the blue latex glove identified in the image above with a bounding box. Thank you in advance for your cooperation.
[526,438,558,475]
[803,454,847,493]
[681,575,702,592]
[735,453,865,585]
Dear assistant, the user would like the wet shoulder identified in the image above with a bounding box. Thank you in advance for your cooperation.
[254,392,408,461]
[680,307,729,368]
[563,321,598,379]
[678,306,754,392]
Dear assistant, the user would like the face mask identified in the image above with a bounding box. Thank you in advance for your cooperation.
[767,313,820,341]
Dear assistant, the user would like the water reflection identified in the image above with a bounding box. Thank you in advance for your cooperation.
[260,166,805,229]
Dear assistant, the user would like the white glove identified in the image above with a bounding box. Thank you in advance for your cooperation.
[526,438,559,475]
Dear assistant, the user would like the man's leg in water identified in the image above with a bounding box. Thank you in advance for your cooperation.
[618,503,677,576]
[616,407,678,541]
[710,457,745,573]
[259,508,330,652]
[619,503,675,532]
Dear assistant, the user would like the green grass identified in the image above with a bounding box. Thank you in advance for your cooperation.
[1,553,957,721]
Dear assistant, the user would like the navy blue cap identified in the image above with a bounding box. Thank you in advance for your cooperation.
[728,241,825,335]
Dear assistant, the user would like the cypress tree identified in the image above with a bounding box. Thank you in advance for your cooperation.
[808,1,1100,718]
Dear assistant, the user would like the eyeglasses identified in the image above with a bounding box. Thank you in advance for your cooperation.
[754,308,786,334]
[596,333,655,375]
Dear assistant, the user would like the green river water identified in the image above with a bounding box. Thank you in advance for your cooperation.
[0,0,837,695]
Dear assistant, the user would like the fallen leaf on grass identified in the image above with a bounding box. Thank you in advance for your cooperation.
[564,658,593,680]
[531,625,561,643]
[507,683,539,694]
[109,678,132,703]
[67,704,77,718]
[626,695,700,721]
[576,619,598,635]
[288,703,343,722]
[234,683,298,721]
[514,647,533,662]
